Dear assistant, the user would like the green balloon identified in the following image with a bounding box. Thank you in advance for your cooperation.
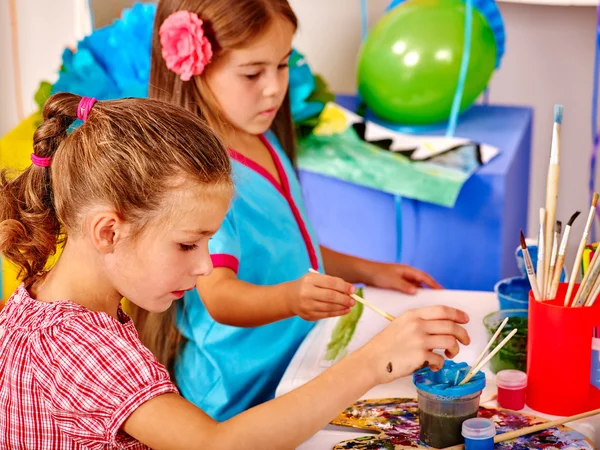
[357,0,496,125]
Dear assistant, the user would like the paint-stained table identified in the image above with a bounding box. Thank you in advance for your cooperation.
[276,288,600,449]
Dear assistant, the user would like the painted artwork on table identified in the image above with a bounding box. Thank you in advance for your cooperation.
[331,398,595,449]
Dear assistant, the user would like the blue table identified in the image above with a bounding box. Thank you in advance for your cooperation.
[299,95,533,291]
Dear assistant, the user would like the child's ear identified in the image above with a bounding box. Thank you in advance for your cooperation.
[89,211,125,254]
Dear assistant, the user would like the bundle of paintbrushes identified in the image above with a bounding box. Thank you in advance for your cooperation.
[519,103,600,307]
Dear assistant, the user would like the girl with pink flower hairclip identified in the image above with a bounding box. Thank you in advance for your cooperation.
[132,0,443,426]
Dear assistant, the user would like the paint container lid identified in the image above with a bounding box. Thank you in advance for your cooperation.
[413,360,486,397]
[462,418,496,440]
[496,370,528,389]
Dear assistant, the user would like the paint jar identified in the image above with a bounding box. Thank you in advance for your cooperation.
[496,370,527,410]
[495,277,530,310]
[462,418,496,450]
[414,361,486,448]
[483,309,528,373]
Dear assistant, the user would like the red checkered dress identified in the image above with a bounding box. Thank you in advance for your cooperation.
[0,284,179,449]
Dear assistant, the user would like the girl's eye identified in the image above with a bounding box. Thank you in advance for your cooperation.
[278,63,289,70]
[245,73,260,80]
[179,243,198,252]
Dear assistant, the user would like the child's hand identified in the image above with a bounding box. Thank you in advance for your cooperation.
[366,261,442,295]
[285,272,356,321]
[360,305,470,385]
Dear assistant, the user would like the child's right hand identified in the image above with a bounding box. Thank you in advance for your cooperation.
[358,305,471,386]
[285,272,356,321]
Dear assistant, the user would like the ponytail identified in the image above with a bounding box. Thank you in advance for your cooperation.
[0,93,79,285]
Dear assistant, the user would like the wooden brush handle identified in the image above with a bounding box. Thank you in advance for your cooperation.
[544,166,559,287]
[549,255,564,299]
[573,249,600,306]
[566,240,587,306]
[442,407,600,450]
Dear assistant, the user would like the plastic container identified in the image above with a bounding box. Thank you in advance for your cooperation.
[527,283,600,415]
[496,370,527,410]
[482,309,528,373]
[462,418,496,450]
[495,277,530,310]
[414,361,486,448]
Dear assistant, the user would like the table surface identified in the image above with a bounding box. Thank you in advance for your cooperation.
[276,288,600,449]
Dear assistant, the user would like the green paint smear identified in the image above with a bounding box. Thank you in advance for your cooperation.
[324,288,365,362]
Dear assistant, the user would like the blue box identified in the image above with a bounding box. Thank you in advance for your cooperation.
[299,95,533,291]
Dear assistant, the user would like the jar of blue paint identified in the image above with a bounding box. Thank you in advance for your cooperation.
[462,418,496,449]
[413,361,486,448]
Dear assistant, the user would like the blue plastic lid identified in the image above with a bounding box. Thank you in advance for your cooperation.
[413,360,486,397]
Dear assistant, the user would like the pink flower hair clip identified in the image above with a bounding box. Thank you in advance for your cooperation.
[159,10,214,82]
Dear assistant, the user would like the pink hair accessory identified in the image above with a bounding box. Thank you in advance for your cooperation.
[31,154,52,168]
[159,10,214,81]
[77,96,97,122]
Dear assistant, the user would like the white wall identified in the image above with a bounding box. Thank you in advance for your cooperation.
[0,1,85,136]
[289,0,598,243]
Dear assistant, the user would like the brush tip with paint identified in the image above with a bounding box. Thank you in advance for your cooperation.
[594,193,599,207]
[556,221,562,234]
[520,230,527,249]
[554,104,564,125]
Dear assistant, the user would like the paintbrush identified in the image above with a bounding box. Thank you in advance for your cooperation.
[565,193,599,306]
[584,272,600,307]
[572,242,600,307]
[543,104,563,293]
[549,212,580,299]
[459,328,518,385]
[307,268,395,321]
[536,208,546,297]
[545,221,561,299]
[460,317,508,384]
[520,231,541,301]
[442,407,600,449]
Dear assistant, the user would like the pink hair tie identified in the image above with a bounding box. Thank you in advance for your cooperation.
[77,96,97,122]
[31,154,52,168]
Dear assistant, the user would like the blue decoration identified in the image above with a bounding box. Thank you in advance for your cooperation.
[288,50,325,122]
[52,3,156,100]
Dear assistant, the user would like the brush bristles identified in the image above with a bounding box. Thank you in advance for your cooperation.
[568,211,581,226]
[556,221,562,234]
[594,193,599,207]
[520,230,527,249]
[554,104,564,125]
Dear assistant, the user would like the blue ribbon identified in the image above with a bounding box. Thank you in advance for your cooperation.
[446,0,473,137]
[360,0,369,42]
[87,0,95,30]
[590,2,600,241]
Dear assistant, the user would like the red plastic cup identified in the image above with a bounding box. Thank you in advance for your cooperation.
[527,283,600,415]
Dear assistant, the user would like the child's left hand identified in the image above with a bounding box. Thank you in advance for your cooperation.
[364,261,442,295]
